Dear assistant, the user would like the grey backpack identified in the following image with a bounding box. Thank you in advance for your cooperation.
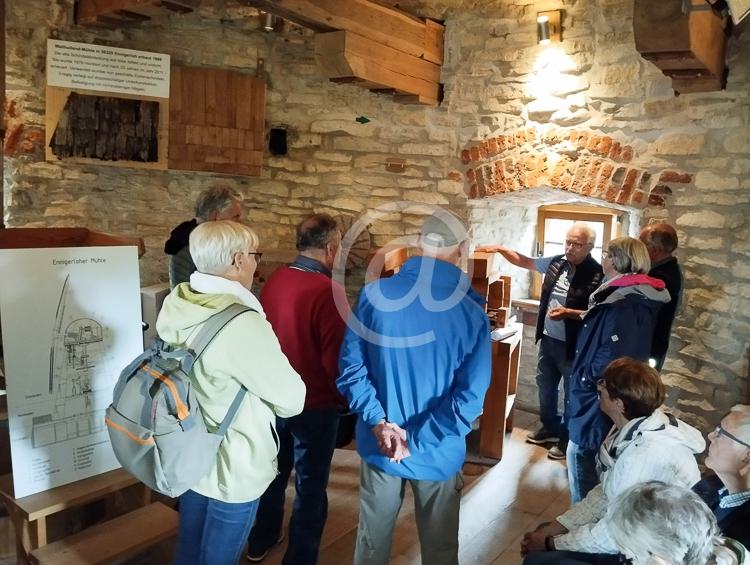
[105,303,253,497]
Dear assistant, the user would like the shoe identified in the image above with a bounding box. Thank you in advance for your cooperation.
[547,441,567,460]
[247,532,285,562]
[526,427,560,445]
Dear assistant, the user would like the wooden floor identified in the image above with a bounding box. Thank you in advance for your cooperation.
[0,410,570,564]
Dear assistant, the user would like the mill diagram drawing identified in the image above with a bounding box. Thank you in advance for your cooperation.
[31,275,109,448]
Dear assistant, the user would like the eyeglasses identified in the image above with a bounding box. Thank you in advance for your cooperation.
[601,249,610,258]
[565,240,585,250]
[233,251,262,266]
[714,425,750,449]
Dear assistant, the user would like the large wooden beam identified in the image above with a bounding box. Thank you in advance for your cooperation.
[634,0,727,92]
[249,0,444,64]
[315,30,441,105]
[76,0,196,25]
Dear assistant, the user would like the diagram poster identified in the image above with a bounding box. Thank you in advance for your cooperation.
[0,246,142,498]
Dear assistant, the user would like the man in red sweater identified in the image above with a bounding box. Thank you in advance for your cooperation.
[247,213,348,565]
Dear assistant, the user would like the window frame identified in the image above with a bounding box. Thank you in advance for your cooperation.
[531,204,622,299]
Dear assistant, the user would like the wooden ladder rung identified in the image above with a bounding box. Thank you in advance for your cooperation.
[29,502,178,565]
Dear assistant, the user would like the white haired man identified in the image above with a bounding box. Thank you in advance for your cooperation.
[164,184,244,288]
[338,212,492,565]
[694,404,750,550]
[477,223,603,460]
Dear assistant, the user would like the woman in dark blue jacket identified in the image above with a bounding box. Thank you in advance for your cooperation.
[565,236,670,502]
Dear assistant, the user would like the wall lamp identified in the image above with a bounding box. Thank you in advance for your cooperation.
[262,12,276,32]
[537,10,562,44]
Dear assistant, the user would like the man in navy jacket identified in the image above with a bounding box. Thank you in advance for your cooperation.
[338,212,491,565]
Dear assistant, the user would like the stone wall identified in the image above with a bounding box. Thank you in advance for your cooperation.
[4,0,749,429]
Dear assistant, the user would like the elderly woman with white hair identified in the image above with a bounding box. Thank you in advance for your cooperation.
[608,482,748,564]
[156,220,306,565]
[564,236,670,502]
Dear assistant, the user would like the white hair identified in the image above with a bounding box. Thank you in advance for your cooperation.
[189,220,259,275]
[568,222,596,246]
[608,482,722,565]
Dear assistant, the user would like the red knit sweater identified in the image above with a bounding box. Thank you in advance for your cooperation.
[260,266,348,411]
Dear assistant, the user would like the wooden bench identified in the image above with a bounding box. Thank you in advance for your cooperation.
[29,501,178,565]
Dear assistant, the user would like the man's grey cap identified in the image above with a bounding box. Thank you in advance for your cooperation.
[420,213,464,248]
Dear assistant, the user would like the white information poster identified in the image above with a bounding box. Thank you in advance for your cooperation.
[0,246,143,498]
[46,39,170,98]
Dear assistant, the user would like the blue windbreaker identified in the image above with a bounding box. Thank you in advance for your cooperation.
[337,256,492,480]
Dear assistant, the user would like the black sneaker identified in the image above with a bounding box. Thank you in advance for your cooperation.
[247,532,285,562]
[526,427,560,445]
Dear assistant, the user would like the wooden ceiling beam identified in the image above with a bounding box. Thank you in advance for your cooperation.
[248,0,444,64]
[76,0,197,25]
[315,30,441,105]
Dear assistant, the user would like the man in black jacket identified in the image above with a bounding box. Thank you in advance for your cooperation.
[164,185,243,288]
[478,223,603,460]
[693,404,750,549]
[639,222,683,371]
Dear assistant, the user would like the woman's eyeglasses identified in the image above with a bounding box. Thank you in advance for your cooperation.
[233,251,263,266]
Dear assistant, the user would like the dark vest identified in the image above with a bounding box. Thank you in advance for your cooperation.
[536,254,604,359]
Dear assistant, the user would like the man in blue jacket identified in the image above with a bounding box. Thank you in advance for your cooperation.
[338,212,492,565]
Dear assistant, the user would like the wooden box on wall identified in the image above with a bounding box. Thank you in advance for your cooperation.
[634,0,728,92]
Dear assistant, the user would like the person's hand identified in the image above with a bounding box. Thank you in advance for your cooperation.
[520,530,548,554]
[548,306,569,320]
[371,421,410,462]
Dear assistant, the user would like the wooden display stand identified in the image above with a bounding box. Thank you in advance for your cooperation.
[0,228,178,564]
[467,252,523,462]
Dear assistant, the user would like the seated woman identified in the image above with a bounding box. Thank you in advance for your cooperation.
[156,220,306,565]
[609,482,748,565]
[565,236,671,502]
[522,358,705,564]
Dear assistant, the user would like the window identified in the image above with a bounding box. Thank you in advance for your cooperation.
[531,205,622,298]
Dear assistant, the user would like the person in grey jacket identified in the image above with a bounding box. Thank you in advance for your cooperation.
[164,184,244,288]
[521,358,705,564]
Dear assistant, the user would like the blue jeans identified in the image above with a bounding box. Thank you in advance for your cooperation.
[174,489,259,565]
[248,408,340,565]
[536,336,571,441]
[566,441,600,503]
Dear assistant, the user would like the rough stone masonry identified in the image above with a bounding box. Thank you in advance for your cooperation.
[4,0,749,431]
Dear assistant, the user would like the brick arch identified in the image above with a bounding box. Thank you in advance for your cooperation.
[459,127,693,208]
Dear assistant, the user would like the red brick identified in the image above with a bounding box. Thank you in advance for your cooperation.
[638,172,652,193]
[487,138,498,156]
[447,170,462,181]
[648,194,666,207]
[497,137,507,151]
[608,142,622,161]
[516,130,527,144]
[469,184,479,199]
[596,137,613,156]
[460,149,471,165]
[466,168,476,182]
[631,190,646,205]
[650,184,673,196]
[658,170,693,184]
[587,135,601,151]
[505,135,516,149]
[470,147,481,162]
[620,145,634,162]
[594,162,615,196]
[619,169,641,202]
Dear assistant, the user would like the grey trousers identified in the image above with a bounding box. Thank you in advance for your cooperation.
[354,461,463,565]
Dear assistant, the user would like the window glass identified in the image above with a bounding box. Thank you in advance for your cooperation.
[543,218,604,262]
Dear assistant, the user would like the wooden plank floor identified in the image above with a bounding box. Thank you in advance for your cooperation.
[0,410,570,564]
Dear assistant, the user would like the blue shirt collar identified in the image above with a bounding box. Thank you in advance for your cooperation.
[289,255,331,278]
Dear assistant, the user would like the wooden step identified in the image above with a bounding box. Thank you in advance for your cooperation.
[29,502,178,565]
